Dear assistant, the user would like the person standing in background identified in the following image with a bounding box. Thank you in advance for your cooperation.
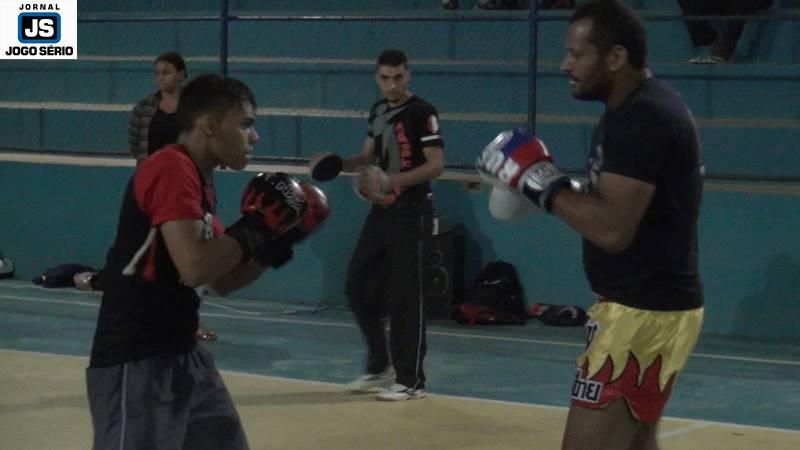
[676,0,774,63]
[129,51,187,163]
[340,49,445,401]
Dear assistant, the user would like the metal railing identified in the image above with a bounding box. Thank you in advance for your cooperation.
[76,2,800,138]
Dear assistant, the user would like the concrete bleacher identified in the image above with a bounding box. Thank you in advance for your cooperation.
[72,6,800,64]
[1,1,799,339]
[2,54,798,176]
[2,3,798,169]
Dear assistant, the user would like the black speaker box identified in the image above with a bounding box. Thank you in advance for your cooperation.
[422,232,464,320]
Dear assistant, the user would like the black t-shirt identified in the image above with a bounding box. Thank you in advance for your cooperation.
[583,78,704,311]
[367,95,443,203]
[90,145,224,367]
[147,107,179,155]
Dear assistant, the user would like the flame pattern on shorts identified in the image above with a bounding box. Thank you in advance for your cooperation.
[571,301,703,422]
[574,353,677,423]
[578,301,703,390]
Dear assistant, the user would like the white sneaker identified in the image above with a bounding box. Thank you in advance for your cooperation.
[346,367,396,393]
[376,383,426,401]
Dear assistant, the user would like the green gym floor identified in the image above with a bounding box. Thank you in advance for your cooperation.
[1,279,798,449]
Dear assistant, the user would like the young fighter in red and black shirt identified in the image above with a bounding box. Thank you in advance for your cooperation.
[87,74,329,449]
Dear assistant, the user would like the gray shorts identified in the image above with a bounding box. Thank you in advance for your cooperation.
[86,345,249,450]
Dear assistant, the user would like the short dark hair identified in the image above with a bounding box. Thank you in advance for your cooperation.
[376,49,408,69]
[569,0,647,70]
[155,51,187,76]
[176,74,256,132]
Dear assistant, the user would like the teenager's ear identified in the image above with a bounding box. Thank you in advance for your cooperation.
[196,113,216,137]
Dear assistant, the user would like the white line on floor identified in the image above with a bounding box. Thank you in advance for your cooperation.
[2,291,799,367]
[2,348,799,437]
[659,422,712,438]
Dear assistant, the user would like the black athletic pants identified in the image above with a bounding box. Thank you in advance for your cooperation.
[345,199,433,390]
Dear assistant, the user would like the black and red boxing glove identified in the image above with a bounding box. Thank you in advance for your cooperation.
[255,181,331,268]
[240,172,308,236]
[293,181,331,240]
[226,172,307,262]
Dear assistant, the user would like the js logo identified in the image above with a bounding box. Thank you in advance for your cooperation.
[18,13,61,44]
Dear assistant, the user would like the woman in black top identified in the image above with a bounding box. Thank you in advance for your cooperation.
[128,51,186,163]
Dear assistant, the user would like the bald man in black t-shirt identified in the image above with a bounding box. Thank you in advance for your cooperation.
[477,2,704,448]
